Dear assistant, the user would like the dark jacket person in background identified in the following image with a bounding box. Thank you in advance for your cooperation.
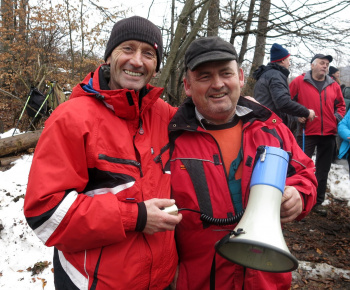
[253,43,315,130]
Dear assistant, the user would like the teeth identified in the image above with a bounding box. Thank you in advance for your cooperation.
[212,93,225,98]
[125,70,142,76]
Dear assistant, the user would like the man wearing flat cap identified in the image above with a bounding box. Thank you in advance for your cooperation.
[167,36,317,289]
[24,16,182,289]
[290,54,346,216]
[253,43,315,129]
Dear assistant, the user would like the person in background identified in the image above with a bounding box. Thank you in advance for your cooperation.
[23,16,182,289]
[329,66,341,85]
[289,54,346,216]
[338,109,350,178]
[253,43,315,130]
[168,36,317,290]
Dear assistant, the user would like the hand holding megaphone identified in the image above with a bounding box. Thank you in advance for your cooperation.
[280,186,303,224]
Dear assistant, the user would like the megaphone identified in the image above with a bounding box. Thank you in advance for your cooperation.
[215,146,298,273]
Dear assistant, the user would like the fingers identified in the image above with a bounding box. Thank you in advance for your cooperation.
[280,186,302,224]
[143,198,182,235]
[298,117,306,123]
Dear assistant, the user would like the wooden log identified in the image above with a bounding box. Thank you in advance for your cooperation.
[0,129,43,157]
[0,155,22,166]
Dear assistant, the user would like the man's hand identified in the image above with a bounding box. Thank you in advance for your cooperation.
[297,116,307,123]
[307,109,316,121]
[143,198,182,235]
[280,186,302,223]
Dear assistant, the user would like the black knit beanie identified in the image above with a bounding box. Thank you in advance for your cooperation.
[329,66,339,75]
[104,16,163,72]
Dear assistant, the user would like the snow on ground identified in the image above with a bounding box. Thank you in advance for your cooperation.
[0,129,349,289]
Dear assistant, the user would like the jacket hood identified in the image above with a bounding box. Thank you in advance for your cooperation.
[303,70,335,89]
[253,62,289,80]
[69,65,164,120]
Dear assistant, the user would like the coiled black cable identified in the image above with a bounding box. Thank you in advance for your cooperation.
[178,208,245,226]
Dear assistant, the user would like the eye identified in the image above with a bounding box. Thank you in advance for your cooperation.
[198,75,210,81]
[143,50,156,59]
[122,46,133,53]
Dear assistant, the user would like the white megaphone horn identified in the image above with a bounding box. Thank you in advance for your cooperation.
[215,146,298,273]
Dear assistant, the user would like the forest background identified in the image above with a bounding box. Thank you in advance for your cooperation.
[1,0,350,131]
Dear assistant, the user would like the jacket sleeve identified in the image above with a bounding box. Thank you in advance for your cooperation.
[23,104,139,253]
[334,84,346,122]
[283,128,317,219]
[289,78,299,101]
[338,110,350,141]
[269,75,309,118]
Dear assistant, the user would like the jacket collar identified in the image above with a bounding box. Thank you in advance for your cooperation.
[303,70,335,89]
[253,62,290,80]
[169,97,275,132]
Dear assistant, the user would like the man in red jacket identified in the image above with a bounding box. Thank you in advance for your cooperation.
[168,36,317,290]
[24,16,182,289]
[289,54,346,216]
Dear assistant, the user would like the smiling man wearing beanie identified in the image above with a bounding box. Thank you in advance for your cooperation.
[253,43,315,129]
[24,16,182,289]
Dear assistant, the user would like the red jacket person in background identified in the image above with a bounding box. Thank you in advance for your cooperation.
[168,36,317,290]
[289,54,346,216]
[24,16,182,289]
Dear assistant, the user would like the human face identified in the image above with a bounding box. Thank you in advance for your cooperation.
[281,56,291,69]
[311,58,330,81]
[107,40,157,91]
[184,60,244,125]
[333,71,340,79]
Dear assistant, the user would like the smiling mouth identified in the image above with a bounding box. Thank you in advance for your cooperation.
[124,70,143,77]
[210,93,226,98]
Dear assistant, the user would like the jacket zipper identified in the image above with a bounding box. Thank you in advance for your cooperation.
[319,91,324,135]
[153,143,170,173]
[98,154,143,177]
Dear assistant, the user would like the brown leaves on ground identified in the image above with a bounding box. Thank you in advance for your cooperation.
[284,196,350,289]
[27,261,51,276]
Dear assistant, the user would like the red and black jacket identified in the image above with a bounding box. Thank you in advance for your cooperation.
[167,97,317,290]
[24,65,178,290]
[290,71,345,136]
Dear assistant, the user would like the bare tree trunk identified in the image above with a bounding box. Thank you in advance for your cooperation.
[208,0,219,36]
[157,0,211,105]
[243,0,271,96]
[1,0,14,41]
[237,0,256,65]
[79,0,84,80]
[18,0,28,39]
[167,0,177,105]
[65,0,75,80]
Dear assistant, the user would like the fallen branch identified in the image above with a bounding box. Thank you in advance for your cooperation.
[0,129,43,157]
[0,155,22,166]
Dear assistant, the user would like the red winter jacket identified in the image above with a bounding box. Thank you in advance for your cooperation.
[167,97,317,290]
[289,71,345,136]
[24,65,178,289]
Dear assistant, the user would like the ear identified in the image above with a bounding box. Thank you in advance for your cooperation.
[106,56,111,65]
[239,67,244,88]
[183,76,192,97]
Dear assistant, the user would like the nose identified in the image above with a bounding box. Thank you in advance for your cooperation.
[211,75,224,90]
[129,50,143,67]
